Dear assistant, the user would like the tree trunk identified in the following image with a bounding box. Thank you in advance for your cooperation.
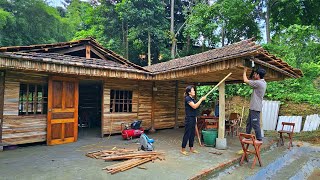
[170,0,175,59]
[221,23,225,46]
[266,0,271,43]
[148,31,151,66]
[122,21,126,57]
[186,35,190,55]
[125,22,129,59]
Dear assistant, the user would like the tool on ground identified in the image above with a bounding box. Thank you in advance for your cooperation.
[121,120,144,140]
[205,72,232,97]
[209,151,223,155]
[139,133,154,151]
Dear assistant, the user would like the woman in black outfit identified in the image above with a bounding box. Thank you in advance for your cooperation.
[181,85,206,155]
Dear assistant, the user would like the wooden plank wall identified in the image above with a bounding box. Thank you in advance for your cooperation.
[102,79,190,135]
[177,82,188,127]
[102,79,141,135]
[2,71,47,145]
[0,71,4,145]
[153,81,176,129]
[137,81,152,130]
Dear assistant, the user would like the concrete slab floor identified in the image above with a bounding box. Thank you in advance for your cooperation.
[209,143,320,180]
[0,128,273,180]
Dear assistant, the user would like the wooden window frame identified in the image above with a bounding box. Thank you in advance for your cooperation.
[19,83,48,115]
[110,90,132,113]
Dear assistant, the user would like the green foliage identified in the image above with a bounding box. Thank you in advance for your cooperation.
[184,0,261,47]
[115,0,170,64]
[270,0,320,35]
[0,0,319,107]
[265,24,320,67]
[0,8,12,28]
[265,62,320,104]
[0,0,71,46]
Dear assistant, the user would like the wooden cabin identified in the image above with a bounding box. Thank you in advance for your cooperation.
[0,38,302,147]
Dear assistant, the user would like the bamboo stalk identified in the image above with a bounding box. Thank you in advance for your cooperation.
[119,158,152,173]
[103,159,139,170]
[205,72,232,97]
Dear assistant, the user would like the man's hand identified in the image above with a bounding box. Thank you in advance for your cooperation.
[243,67,249,83]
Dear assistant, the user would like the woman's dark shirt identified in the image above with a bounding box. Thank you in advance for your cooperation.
[185,96,197,117]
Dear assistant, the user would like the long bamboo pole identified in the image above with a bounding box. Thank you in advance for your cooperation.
[205,72,232,97]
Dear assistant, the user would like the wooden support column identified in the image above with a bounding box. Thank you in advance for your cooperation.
[100,80,104,138]
[0,71,4,151]
[150,82,156,132]
[174,81,179,128]
[216,81,227,149]
[86,45,91,59]
[218,81,225,138]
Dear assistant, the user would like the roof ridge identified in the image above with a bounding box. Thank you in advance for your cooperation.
[0,37,150,73]
[145,38,258,69]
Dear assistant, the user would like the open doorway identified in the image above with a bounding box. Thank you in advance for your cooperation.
[78,80,102,138]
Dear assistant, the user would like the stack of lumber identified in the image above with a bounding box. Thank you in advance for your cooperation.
[86,149,165,174]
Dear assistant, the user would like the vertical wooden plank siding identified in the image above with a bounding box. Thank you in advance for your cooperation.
[102,79,186,135]
[100,80,104,138]
[0,71,5,145]
[151,82,155,131]
[137,81,152,130]
[102,79,140,135]
[153,81,176,129]
[177,82,188,127]
[174,81,179,128]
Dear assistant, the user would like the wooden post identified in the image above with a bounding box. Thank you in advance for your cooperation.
[0,71,5,151]
[150,82,156,132]
[86,45,91,59]
[101,80,104,138]
[218,81,225,139]
[260,111,264,138]
[174,81,178,128]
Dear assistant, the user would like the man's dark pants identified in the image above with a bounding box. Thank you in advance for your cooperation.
[246,110,262,141]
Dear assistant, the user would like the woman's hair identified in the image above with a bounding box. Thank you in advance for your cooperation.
[184,85,194,97]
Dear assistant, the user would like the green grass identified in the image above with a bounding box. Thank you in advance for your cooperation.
[264,130,320,145]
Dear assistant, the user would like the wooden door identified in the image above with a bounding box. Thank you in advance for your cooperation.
[47,77,79,145]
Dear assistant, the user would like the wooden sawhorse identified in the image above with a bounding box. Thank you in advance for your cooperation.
[278,122,295,149]
[239,133,263,169]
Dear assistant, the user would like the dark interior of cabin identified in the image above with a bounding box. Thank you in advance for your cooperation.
[78,80,102,136]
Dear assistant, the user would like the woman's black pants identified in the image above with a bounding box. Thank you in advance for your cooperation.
[182,116,196,148]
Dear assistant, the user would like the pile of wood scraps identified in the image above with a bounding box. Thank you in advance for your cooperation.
[86,149,165,174]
